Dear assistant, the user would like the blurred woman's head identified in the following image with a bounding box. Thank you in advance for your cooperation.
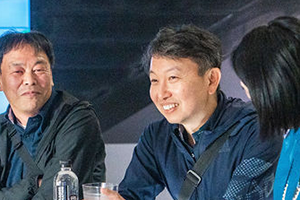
[232,16,300,137]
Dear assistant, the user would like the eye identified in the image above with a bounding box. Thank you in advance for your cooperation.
[34,68,42,72]
[12,68,24,74]
[33,67,46,73]
[150,78,158,84]
[169,76,178,81]
[13,70,23,74]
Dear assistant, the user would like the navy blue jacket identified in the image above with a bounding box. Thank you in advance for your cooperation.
[119,92,282,200]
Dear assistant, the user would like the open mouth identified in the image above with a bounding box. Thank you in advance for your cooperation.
[163,103,179,111]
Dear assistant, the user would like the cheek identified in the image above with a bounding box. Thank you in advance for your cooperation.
[2,77,19,88]
[184,88,206,105]
[38,75,53,87]
[177,86,192,99]
[149,87,156,102]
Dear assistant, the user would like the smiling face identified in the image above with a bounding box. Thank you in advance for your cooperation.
[0,44,54,124]
[149,56,220,133]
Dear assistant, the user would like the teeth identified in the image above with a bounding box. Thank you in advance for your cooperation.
[163,103,178,110]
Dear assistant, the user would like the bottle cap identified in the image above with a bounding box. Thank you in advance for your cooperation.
[59,160,72,168]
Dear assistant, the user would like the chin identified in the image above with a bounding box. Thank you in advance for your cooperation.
[23,105,40,114]
[165,117,180,125]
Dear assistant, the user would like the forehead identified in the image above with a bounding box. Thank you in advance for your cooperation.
[3,44,48,61]
[150,56,199,74]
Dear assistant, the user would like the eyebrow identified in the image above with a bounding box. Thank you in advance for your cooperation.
[9,62,24,67]
[35,59,48,65]
[9,58,48,67]
[149,66,181,75]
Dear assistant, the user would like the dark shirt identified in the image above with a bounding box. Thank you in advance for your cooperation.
[5,91,58,187]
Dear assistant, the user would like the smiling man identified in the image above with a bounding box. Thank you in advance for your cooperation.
[0,31,105,200]
[102,25,282,200]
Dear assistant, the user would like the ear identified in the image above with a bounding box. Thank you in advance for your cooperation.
[207,68,221,94]
[50,70,54,87]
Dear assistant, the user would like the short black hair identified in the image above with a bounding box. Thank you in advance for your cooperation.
[142,24,222,76]
[231,16,300,137]
[0,31,55,72]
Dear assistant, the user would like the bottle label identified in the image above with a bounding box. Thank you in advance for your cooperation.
[57,185,68,200]
[56,185,78,200]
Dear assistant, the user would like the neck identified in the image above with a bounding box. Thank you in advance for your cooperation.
[10,109,37,127]
[15,115,29,127]
[183,94,218,136]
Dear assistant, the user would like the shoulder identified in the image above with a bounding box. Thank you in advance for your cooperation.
[0,112,6,123]
[0,111,10,132]
[216,92,258,133]
[225,99,259,137]
[50,91,100,131]
[0,113,8,136]
[224,96,256,118]
[54,90,96,116]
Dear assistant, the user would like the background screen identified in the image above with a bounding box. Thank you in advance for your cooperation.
[0,0,30,113]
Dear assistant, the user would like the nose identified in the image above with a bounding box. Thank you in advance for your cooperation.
[23,71,37,86]
[157,81,171,101]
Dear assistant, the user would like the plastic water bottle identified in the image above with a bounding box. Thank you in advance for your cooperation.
[53,160,79,200]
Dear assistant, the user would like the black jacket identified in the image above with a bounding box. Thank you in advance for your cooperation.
[0,90,106,200]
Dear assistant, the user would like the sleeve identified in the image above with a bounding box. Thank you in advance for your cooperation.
[0,173,40,200]
[118,126,165,200]
[32,105,106,200]
[223,121,283,200]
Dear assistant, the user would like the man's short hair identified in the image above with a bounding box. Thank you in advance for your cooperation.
[0,31,55,72]
[142,24,222,76]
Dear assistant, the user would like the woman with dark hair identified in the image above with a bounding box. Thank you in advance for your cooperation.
[231,16,300,200]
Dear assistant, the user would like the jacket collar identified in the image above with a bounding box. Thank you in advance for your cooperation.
[170,91,257,147]
[201,91,256,136]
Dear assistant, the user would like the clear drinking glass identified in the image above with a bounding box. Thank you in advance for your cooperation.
[82,182,118,200]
